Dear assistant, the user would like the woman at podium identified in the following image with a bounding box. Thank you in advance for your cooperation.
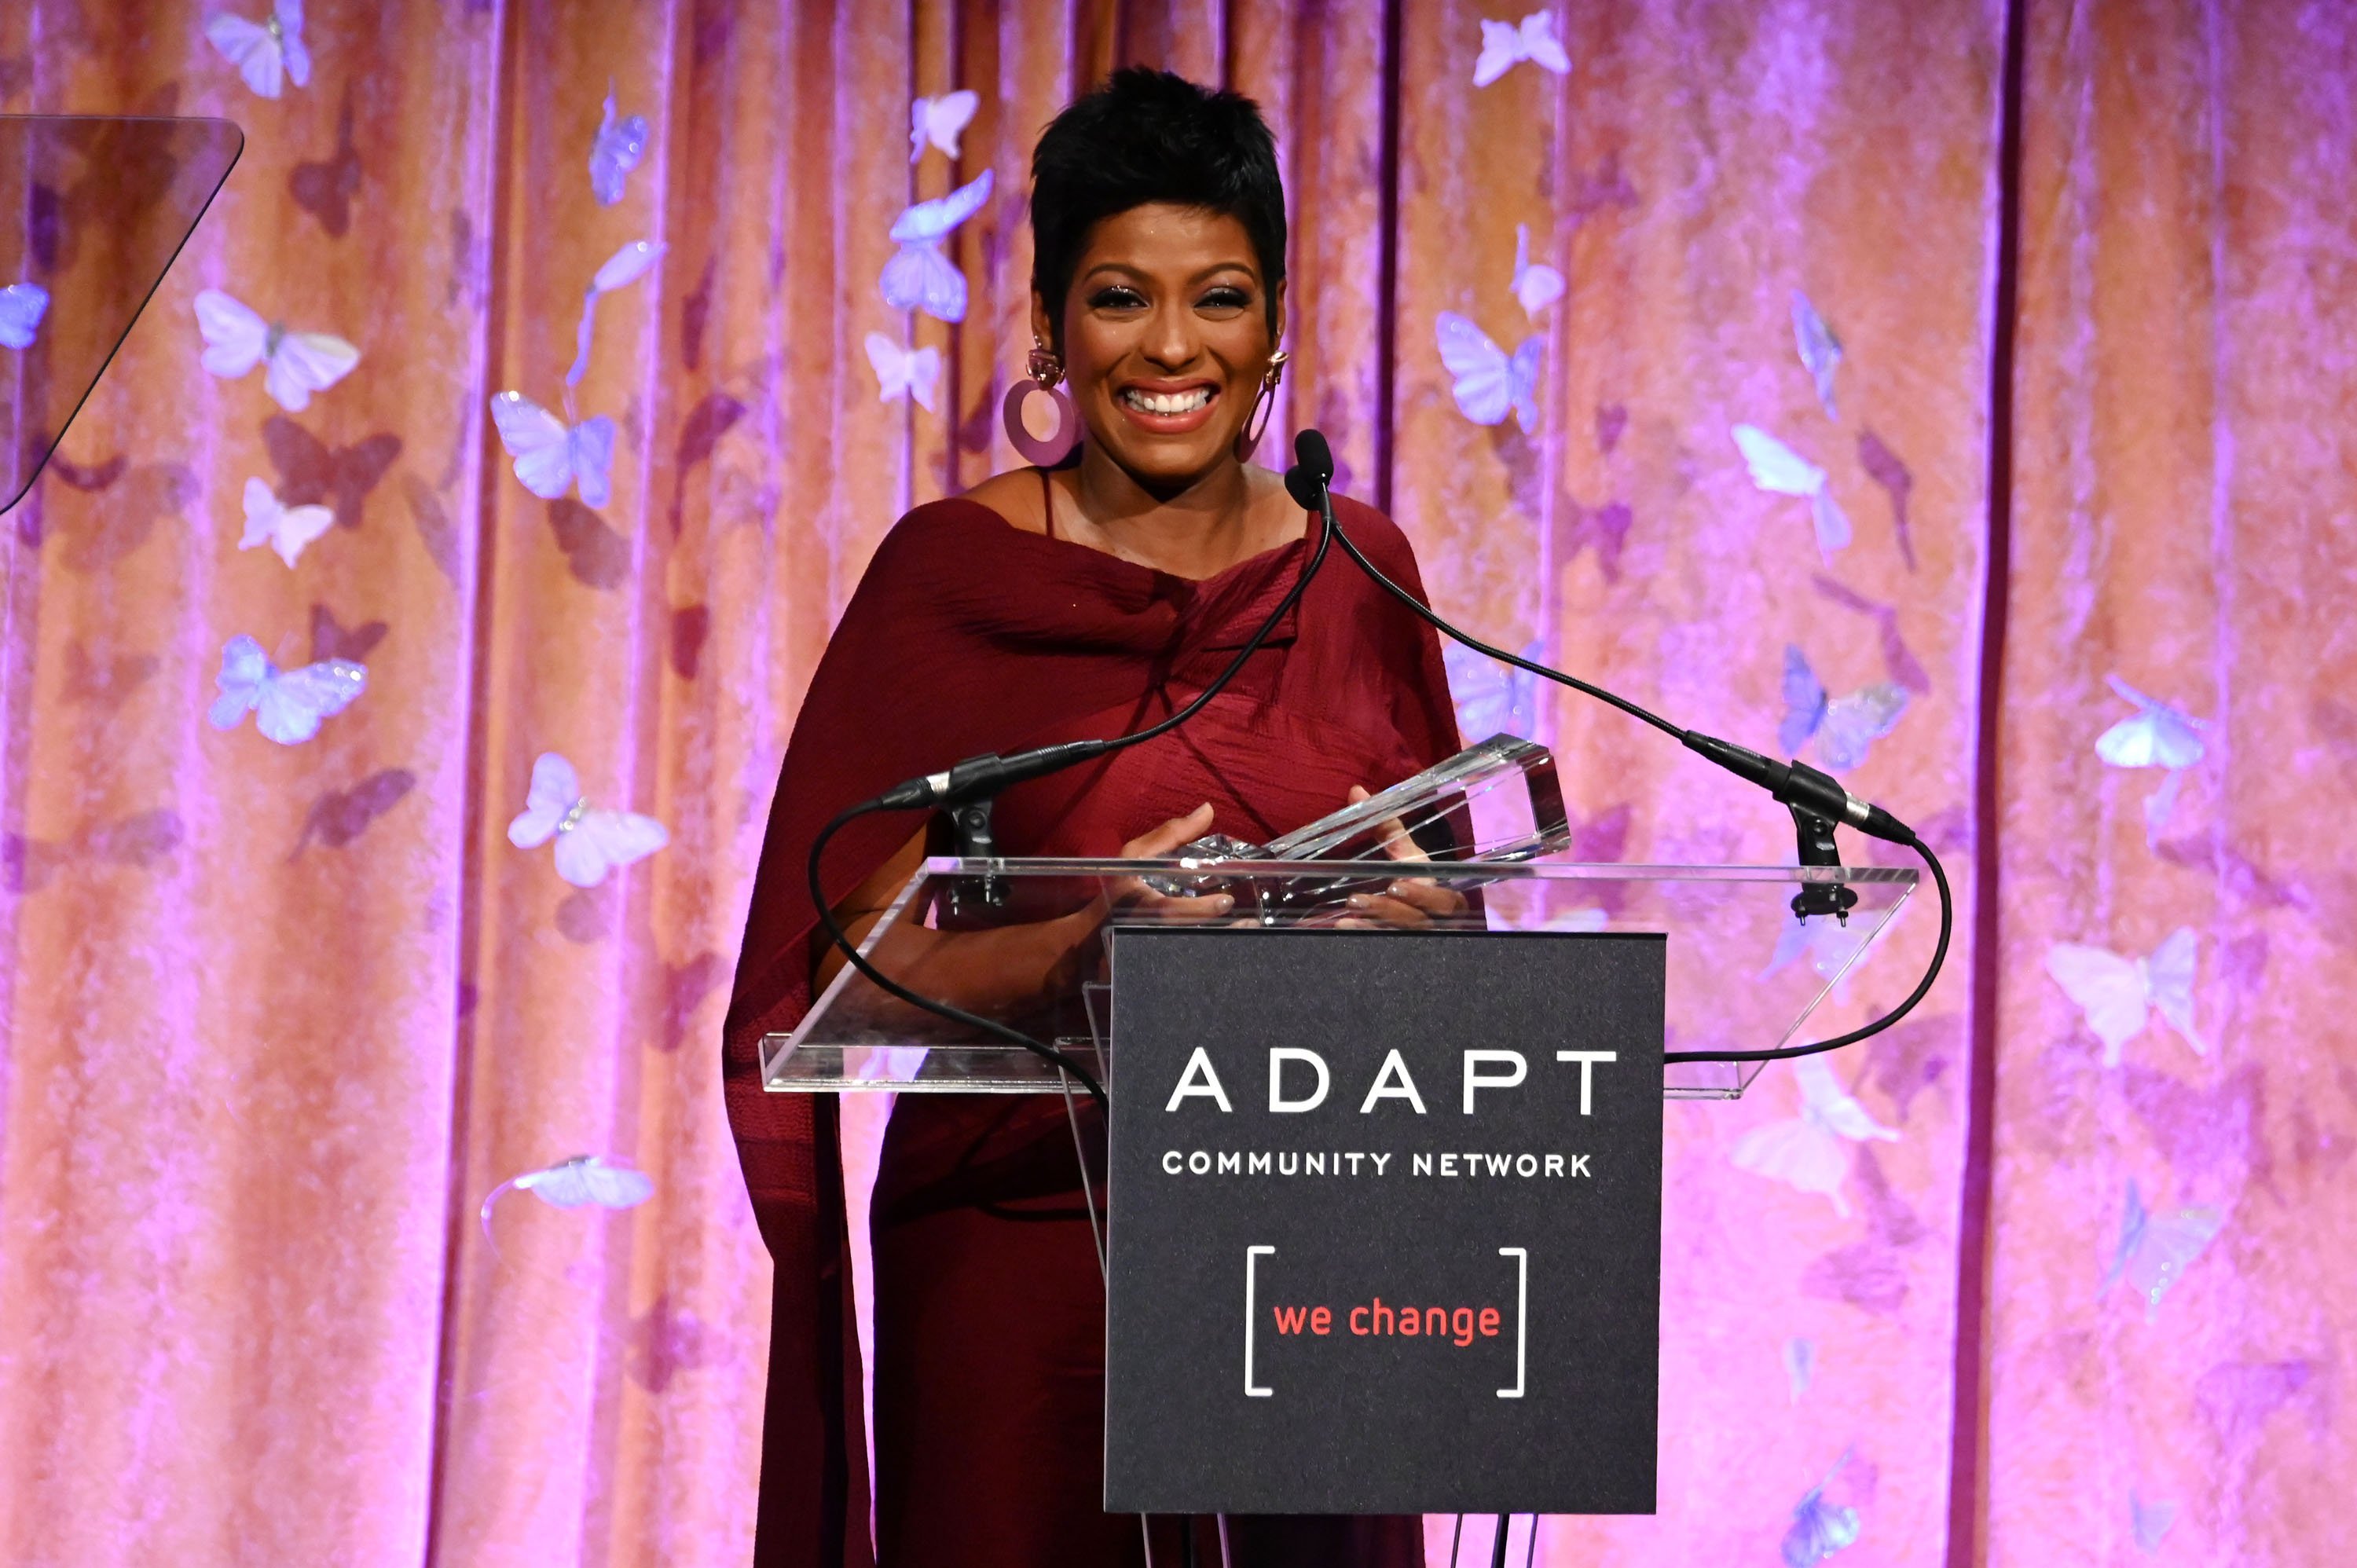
[724,68,1456,1568]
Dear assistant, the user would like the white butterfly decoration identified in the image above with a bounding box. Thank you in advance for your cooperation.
[1762,905,1871,981]
[881,169,993,324]
[1443,637,1544,741]
[910,89,980,163]
[1783,1335,1816,1404]
[236,477,333,569]
[1780,1450,1863,1568]
[2095,676,2207,837]
[1472,11,1572,87]
[2130,1490,2178,1554]
[207,0,310,100]
[1780,645,1908,771]
[194,289,360,412]
[1728,1053,1898,1217]
[207,632,365,745]
[1734,423,1853,558]
[508,751,669,888]
[1510,223,1564,319]
[2101,1178,2221,1321]
[565,238,665,389]
[489,394,617,507]
[0,282,49,350]
[2096,674,2206,769]
[865,332,941,411]
[1791,290,1842,419]
[2044,926,2206,1064]
[478,1154,654,1244]
[1436,312,1542,432]
[589,83,650,206]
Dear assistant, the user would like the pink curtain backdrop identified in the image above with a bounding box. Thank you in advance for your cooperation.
[0,1,2349,1563]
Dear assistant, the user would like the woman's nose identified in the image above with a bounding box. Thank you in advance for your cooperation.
[1140,299,1200,370]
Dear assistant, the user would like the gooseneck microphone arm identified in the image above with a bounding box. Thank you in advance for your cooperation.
[1282,430,1952,1064]
[808,460,1340,1106]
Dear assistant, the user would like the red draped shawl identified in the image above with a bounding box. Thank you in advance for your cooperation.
[723,492,1461,1565]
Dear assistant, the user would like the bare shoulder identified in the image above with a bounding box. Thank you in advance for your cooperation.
[960,467,1050,534]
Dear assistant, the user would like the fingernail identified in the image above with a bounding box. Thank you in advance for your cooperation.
[1212,894,1234,911]
[1346,894,1371,908]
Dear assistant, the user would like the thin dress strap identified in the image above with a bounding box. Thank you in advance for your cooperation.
[1038,464,1057,540]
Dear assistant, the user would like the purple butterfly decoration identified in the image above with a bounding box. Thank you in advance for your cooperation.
[625,1291,724,1394]
[1563,152,1640,226]
[402,474,464,588]
[670,603,710,680]
[291,768,416,855]
[4,808,185,893]
[1594,402,1628,455]
[1800,1145,1928,1316]
[1856,430,1915,570]
[669,390,746,537]
[289,90,361,236]
[1552,499,1632,584]
[1864,1012,1957,1123]
[2121,1062,2267,1196]
[660,951,725,1053]
[548,498,630,589]
[1810,574,1931,694]
[51,461,196,571]
[310,603,387,664]
[679,255,717,371]
[62,641,159,710]
[46,450,127,492]
[2195,1357,2321,1460]
[2152,834,2305,911]
[264,415,401,530]
[555,885,612,943]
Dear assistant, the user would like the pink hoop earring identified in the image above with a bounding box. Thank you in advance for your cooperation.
[1003,340,1081,467]
[1230,350,1289,463]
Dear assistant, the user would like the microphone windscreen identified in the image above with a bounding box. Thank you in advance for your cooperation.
[1293,428,1335,484]
[1283,460,1324,511]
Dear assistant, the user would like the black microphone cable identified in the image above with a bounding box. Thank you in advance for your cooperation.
[1282,430,1952,1065]
[806,465,1339,1108]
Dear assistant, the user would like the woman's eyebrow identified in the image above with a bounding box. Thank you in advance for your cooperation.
[1078,260,1259,288]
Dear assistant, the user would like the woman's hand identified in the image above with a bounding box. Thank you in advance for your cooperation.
[1099,801,1237,923]
[1333,784,1470,929]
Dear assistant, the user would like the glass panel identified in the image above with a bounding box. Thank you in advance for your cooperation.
[763,857,1919,1102]
[0,115,244,515]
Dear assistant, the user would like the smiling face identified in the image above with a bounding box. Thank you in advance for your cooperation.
[1036,202,1284,493]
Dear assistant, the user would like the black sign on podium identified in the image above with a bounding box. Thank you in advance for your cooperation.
[1103,927,1666,1516]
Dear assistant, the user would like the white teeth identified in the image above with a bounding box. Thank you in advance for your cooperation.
[1123,387,1212,416]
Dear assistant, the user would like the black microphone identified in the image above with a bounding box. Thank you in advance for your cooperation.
[1296,449,1914,845]
[1285,429,1333,507]
[867,738,1115,812]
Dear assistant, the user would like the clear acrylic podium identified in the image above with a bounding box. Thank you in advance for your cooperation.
[761,855,1919,1101]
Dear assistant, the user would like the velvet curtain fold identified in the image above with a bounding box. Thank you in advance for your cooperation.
[0,2,2347,1563]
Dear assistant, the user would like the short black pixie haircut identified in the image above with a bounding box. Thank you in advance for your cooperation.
[1029,68,1287,350]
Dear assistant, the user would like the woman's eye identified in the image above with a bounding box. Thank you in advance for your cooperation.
[1089,286,1146,310]
[1199,288,1250,311]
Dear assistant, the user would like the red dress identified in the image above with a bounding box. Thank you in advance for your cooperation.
[724,489,1459,1567]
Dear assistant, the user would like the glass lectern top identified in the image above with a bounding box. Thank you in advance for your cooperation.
[764,856,1919,1102]
[0,115,244,514]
